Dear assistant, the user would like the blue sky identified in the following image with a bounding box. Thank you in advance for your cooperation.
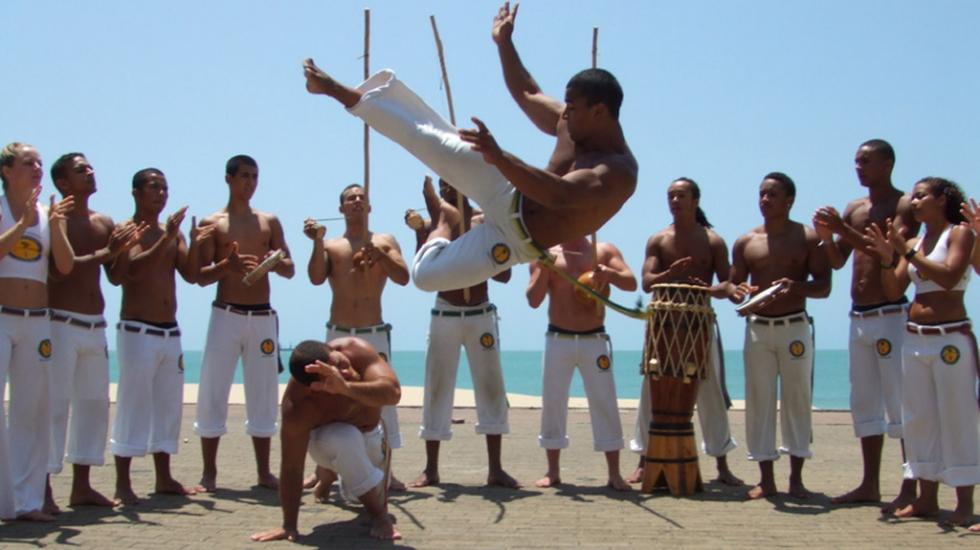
[3,1,977,351]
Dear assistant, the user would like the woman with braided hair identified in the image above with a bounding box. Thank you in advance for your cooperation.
[865,176,977,527]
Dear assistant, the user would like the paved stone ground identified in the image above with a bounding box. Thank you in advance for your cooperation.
[3,405,978,548]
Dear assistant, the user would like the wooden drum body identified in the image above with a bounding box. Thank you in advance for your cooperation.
[640,284,715,496]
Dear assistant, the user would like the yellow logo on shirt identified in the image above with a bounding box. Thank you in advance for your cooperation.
[596,354,611,371]
[38,338,52,359]
[789,340,806,358]
[876,338,892,357]
[480,332,496,349]
[11,236,42,262]
[491,243,511,264]
[941,345,960,365]
[260,338,276,356]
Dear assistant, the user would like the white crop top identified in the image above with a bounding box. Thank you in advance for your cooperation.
[0,194,50,283]
[908,225,970,294]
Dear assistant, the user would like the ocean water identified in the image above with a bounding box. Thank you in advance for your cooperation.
[108,349,851,410]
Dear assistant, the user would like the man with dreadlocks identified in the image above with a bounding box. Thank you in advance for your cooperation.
[626,177,751,487]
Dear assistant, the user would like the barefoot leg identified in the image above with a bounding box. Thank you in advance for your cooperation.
[833,435,882,504]
[113,455,140,505]
[486,434,521,488]
[535,449,561,488]
[252,436,279,489]
[945,485,975,527]
[69,464,116,507]
[302,58,363,108]
[747,460,777,499]
[895,480,940,518]
[788,456,811,499]
[409,440,441,488]
[713,455,744,486]
[43,475,61,515]
[195,436,219,493]
[626,456,644,484]
[153,452,196,496]
[605,450,631,491]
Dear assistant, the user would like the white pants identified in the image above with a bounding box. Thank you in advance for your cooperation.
[349,70,541,292]
[901,323,980,487]
[630,329,737,457]
[420,299,509,440]
[111,323,184,457]
[848,305,906,438]
[0,311,51,519]
[743,313,813,461]
[48,310,109,474]
[308,423,385,498]
[540,331,623,452]
[195,304,279,438]
[327,324,401,449]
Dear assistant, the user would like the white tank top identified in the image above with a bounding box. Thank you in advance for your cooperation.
[908,224,971,294]
[0,194,50,283]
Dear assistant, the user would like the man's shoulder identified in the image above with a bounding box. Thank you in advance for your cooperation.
[200,210,228,226]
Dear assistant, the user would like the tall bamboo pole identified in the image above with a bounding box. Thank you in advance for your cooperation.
[591,27,602,314]
[430,15,471,302]
[363,8,371,242]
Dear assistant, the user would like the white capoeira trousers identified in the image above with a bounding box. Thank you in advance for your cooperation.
[195,304,279,439]
[901,322,980,487]
[0,310,51,519]
[630,328,737,457]
[327,323,401,449]
[419,299,509,440]
[540,331,623,452]
[348,70,541,292]
[111,322,184,457]
[48,310,109,474]
[308,423,385,498]
[848,305,906,439]
[743,312,813,461]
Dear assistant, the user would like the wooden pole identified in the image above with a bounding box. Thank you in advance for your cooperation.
[430,15,471,302]
[363,8,371,242]
[591,27,601,313]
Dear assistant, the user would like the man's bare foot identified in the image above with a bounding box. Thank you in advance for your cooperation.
[487,469,522,488]
[114,487,141,506]
[258,472,279,490]
[942,505,975,528]
[303,59,334,95]
[969,523,980,532]
[607,474,632,492]
[42,497,61,516]
[409,470,440,488]
[155,479,197,496]
[303,472,319,489]
[895,500,940,519]
[194,475,216,494]
[788,480,811,499]
[313,480,332,504]
[16,510,56,522]
[881,487,917,515]
[69,487,117,508]
[369,514,403,540]
[747,483,777,500]
[388,474,406,492]
[534,474,560,488]
[714,469,744,487]
[626,466,644,484]
[832,485,879,505]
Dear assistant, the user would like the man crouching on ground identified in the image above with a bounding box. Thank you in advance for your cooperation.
[251,337,402,542]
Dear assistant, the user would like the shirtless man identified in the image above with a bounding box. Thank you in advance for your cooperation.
[0,142,74,521]
[109,168,211,504]
[250,337,402,542]
[302,5,636,292]
[813,139,919,511]
[194,155,295,492]
[302,183,409,495]
[626,178,751,487]
[405,176,519,489]
[45,153,142,512]
[526,235,636,490]
[731,172,831,500]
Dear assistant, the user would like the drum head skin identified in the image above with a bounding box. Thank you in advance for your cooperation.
[734,281,785,314]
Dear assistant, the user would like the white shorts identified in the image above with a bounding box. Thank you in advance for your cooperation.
[630,327,736,457]
[326,323,401,449]
[901,322,980,487]
[48,310,109,474]
[419,299,509,440]
[0,309,52,519]
[848,304,907,439]
[348,70,541,292]
[308,423,385,498]
[110,322,184,457]
[195,303,279,438]
[743,312,814,461]
[539,330,623,452]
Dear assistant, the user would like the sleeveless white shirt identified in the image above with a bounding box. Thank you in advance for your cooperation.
[0,194,50,283]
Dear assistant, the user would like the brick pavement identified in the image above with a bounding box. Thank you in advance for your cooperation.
[2,405,978,548]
